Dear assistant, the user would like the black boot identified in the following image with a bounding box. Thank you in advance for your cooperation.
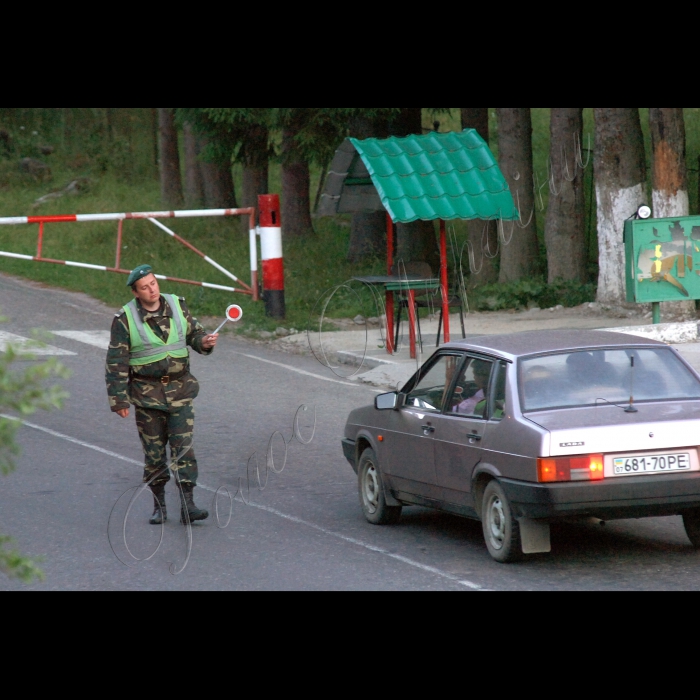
[149,484,167,525]
[179,484,209,524]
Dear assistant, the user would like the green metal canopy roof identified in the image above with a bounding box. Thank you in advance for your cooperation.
[318,129,518,224]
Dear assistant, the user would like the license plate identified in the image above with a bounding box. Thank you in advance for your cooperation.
[613,453,691,476]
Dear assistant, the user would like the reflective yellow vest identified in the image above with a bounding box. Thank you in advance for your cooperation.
[123,294,189,367]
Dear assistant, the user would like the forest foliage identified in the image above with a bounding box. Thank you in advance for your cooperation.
[0,108,698,327]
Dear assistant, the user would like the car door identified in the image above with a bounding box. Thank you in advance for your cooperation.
[434,357,505,507]
[382,353,464,501]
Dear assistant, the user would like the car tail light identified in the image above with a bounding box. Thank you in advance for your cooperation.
[538,454,605,483]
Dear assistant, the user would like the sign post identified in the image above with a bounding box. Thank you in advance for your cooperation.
[625,215,700,324]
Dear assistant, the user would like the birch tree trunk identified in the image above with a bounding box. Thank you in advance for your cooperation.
[497,108,539,282]
[158,108,183,208]
[183,122,204,209]
[650,108,688,218]
[544,108,587,283]
[594,108,647,305]
[461,108,498,285]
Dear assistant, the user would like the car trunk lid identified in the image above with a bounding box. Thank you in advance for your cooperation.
[526,401,700,457]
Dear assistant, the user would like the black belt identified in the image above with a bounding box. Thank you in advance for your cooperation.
[131,370,188,385]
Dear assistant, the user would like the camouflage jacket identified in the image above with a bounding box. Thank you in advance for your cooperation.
[105,296,213,412]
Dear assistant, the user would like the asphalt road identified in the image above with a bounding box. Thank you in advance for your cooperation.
[3,272,700,591]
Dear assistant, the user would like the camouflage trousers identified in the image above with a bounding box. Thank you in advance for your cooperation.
[135,402,198,487]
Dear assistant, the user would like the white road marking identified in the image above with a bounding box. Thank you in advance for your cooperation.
[231,351,381,391]
[0,332,76,356]
[199,488,487,591]
[3,415,487,591]
[0,414,141,466]
[52,330,111,350]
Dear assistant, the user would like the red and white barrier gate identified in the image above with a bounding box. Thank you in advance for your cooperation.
[0,208,260,300]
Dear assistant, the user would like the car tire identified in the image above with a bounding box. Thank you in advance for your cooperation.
[358,448,402,526]
[683,510,700,548]
[481,480,523,563]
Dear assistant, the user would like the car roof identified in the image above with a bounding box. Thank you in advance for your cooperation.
[441,330,667,362]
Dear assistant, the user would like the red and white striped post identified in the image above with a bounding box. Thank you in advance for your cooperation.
[258,194,286,320]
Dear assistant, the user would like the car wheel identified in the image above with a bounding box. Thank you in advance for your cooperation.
[358,448,402,526]
[683,510,700,548]
[481,480,523,563]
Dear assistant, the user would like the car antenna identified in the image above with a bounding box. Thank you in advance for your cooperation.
[625,355,638,413]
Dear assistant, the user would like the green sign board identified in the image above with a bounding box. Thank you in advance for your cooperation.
[625,215,700,303]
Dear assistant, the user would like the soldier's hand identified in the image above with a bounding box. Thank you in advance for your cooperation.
[202,333,218,349]
[116,408,130,419]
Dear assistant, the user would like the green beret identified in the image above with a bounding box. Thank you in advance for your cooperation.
[127,265,153,287]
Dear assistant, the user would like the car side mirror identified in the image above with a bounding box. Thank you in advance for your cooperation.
[375,392,401,411]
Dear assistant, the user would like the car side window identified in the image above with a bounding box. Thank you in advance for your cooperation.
[448,357,495,420]
[405,355,462,413]
[489,362,508,422]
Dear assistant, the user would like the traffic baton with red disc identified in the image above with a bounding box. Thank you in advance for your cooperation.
[212,305,243,335]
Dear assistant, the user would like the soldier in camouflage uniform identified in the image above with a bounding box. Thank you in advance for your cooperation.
[105,265,218,525]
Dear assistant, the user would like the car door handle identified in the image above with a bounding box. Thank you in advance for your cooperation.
[421,425,436,434]
[469,434,482,442]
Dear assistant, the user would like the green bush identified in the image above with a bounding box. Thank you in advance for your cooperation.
[0,318,69,583]
[470,277,596,312]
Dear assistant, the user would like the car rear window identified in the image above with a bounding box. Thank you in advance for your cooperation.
[520,348,700,412]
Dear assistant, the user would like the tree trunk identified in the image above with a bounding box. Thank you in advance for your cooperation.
[544,108,587,283]
[158,108,183,208]
[183,123,204,209]
[461,107,498,285]
[151,108,159,172]
[242,165,268,209]
[650,108,688,218]
[281,119,313,238]
[347,114,390,263]
[241,124,270,208]
[391,108,423,138]
[497,108,539,282]
[105,107,115,142]
[389,108,440,273]
[650,108,694,318]
[594,108,647,305]
[460,108,489,140]
[196,134,236,209]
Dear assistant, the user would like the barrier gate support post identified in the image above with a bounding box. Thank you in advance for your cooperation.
[258,194,286,319]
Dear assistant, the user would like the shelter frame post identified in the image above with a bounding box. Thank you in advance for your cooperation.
[440,219,450,344]
[407,288,418,359]
[385,212,395,354]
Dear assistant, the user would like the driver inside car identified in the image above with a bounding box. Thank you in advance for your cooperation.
[454,361,492,417]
